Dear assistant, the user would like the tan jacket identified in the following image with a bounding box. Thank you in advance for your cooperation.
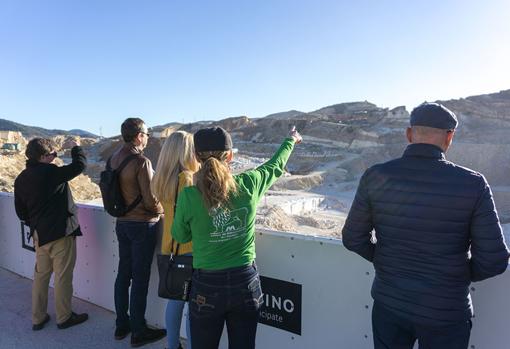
[111,143,163,222]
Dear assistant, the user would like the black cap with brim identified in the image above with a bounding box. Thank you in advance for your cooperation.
[194,127,233,152]
[410,102,458,130]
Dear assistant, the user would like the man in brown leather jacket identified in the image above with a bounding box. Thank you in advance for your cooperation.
[111,118,166,347]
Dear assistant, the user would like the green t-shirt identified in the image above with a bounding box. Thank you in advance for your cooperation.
[172,138,295,270]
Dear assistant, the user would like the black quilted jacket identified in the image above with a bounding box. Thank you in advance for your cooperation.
[342,143,509,325]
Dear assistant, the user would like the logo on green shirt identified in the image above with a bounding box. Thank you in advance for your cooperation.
[210,207,248,242]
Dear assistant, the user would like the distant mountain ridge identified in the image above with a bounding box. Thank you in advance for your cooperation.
[2,89,509,140]
[0,118,98,138]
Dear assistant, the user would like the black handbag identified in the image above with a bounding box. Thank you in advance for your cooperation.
[157,242,193,300]
[157,181,193,300]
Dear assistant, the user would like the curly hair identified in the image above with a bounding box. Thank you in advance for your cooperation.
[25,138,53,161]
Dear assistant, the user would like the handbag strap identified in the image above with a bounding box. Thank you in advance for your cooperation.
[171,173,181,256]
[171,239,180,256]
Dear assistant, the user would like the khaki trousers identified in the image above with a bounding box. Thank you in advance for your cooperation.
[32,233,76,324]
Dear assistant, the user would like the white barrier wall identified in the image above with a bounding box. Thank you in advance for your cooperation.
[0,192,509,348]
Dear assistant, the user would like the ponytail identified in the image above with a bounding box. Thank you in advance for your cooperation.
[196,151,237,210]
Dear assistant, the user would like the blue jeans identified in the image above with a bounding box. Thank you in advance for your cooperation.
[166,254,192,349]
[189,263,262,349]
[114,220,159,335]
[372,301,472,349]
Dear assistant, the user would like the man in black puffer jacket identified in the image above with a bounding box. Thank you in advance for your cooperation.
[342,102,509,349]
[14,138,89,331]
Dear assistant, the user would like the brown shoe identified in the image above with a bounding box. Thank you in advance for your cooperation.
[32,314,50,331]
[131,327,166,347]
[115,326,131,340]
[57,312,89,329]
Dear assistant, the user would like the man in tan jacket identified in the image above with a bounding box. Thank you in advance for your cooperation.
[111,118,165,347]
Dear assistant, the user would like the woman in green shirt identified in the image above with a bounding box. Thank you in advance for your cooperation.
[172,126,302,349]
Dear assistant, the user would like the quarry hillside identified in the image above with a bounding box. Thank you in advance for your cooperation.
[2,89,510,235]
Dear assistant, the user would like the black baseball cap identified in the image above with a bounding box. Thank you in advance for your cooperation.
[194,127,233,152]
[410,102,458,130]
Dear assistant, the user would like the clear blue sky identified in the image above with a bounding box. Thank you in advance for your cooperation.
[1,0,509,137]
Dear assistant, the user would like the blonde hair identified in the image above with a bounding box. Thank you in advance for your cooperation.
[196,150,237,210]
[152,131,199,203]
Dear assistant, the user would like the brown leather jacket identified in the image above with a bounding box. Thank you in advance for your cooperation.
[111,143,163,222]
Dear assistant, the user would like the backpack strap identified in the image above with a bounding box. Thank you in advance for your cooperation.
[115,154,140,173]
[125,193,143,214]
[112,153,143,213]
[106,155,113,170]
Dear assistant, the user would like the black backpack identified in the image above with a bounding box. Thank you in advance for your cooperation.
[99,154,143,217]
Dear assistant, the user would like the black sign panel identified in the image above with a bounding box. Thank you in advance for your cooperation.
[259,276,302,335]
[20,221,35,252]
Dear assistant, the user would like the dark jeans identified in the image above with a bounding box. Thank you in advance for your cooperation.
[189,263,262,349]
[372,301,472,349]
[114,220,159,335]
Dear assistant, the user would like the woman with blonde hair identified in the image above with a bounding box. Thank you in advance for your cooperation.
[152,131,199,349]
[172,126,302,349]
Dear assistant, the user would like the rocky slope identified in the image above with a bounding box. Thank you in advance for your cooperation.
[2,89,510,227]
